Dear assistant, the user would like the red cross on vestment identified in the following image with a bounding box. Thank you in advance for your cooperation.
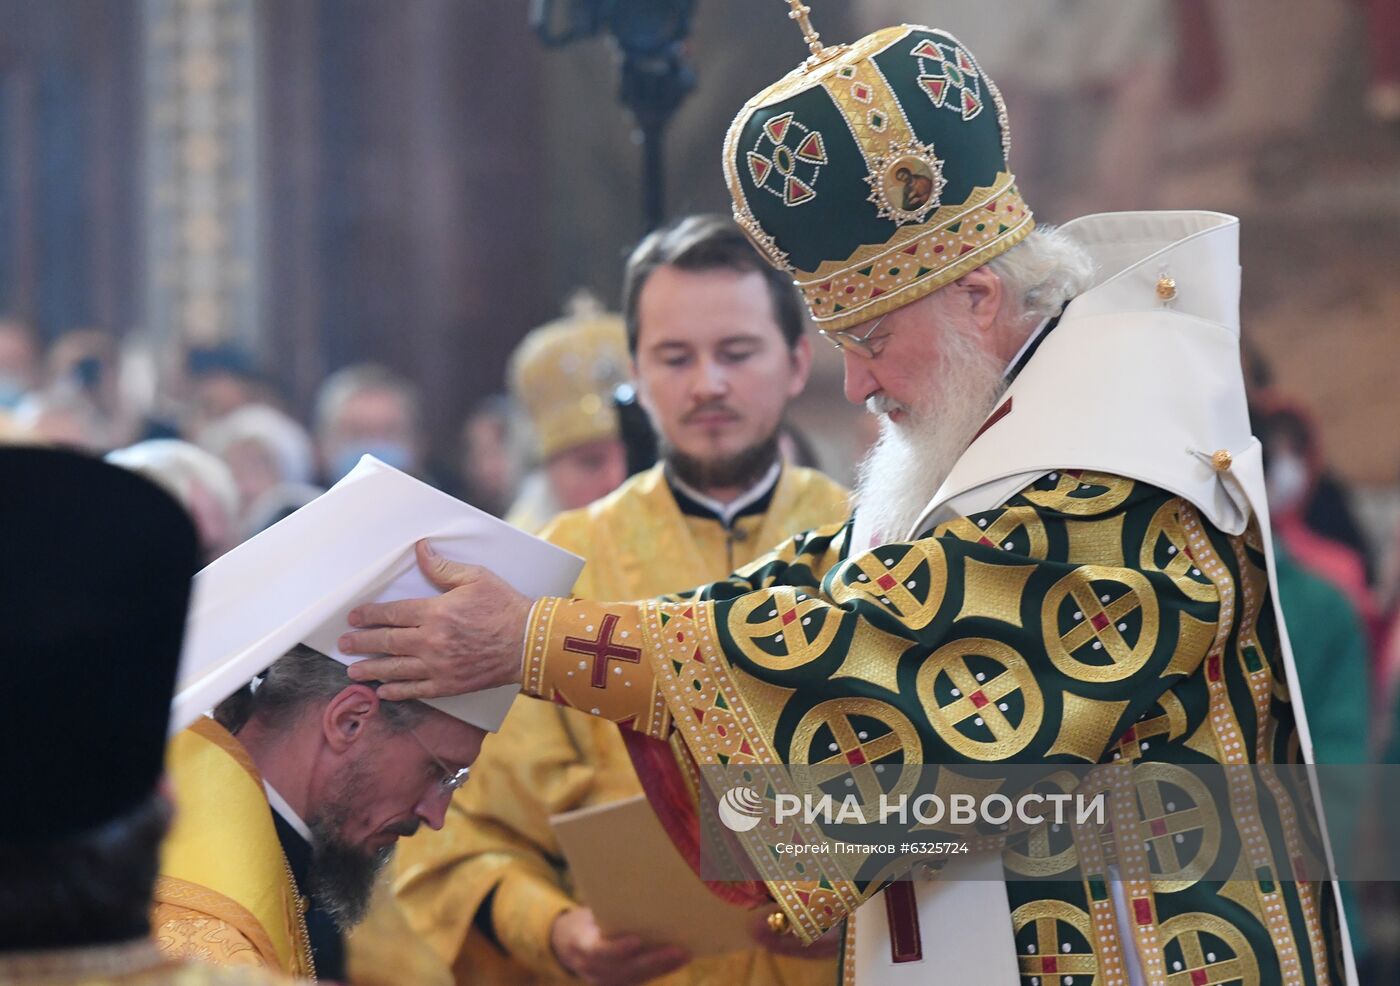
[564,613,642,688]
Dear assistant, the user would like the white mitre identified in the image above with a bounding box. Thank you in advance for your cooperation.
[171,454,584,734]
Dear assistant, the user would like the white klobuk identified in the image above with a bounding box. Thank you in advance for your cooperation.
[172,455,584,734]
[851,212,1356,985]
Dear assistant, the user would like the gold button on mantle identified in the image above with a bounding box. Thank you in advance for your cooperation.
[767,911,791,935]
[1156,276,1177,301]
[1211,449,1232,472]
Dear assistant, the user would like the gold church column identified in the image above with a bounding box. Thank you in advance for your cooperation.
[142,0,262,349]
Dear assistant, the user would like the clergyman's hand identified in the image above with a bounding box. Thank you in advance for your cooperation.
[338,540,533,701]
[550,908,689,986]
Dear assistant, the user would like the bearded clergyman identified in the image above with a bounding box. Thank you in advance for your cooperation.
[152,645,482,981]
[149,457,574,984]
[339,7,1356,984]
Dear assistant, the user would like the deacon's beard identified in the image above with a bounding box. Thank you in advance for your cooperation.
[662,430,780,494]
[306,757,417,931]
[853,321,1008,544]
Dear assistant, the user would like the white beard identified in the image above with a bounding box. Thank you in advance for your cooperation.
[853,323,1008,545]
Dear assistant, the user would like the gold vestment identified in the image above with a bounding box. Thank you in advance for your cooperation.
[0,938,295,985]
[394,463,849,985]
[151,719,314,979]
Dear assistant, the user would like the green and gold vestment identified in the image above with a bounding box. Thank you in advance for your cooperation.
[523,471,1345,986]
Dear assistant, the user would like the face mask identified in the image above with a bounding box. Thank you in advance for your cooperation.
[1266,451,1309,515]
[330,442,415,483]
[0,374,27,409]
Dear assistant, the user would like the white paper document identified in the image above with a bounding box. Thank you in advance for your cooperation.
[171,455,583,734]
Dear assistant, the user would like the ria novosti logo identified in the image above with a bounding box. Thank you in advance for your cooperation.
[717,786,767,832]
[717,786,1108,832]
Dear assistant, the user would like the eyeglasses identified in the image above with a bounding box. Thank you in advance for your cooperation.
[406,727,471,796]
[817,314,890,359]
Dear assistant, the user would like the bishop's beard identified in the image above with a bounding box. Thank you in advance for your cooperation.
[306,756,415,931]
[853,321,1008,545]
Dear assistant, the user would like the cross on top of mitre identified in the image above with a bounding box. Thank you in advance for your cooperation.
[784,0,829,63]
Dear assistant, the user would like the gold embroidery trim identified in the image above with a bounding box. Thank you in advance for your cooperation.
[1181,507,1306,986]
[1230,534,1329,985]
[818,54,914,168]
[153,875,283,971]
[800,178,1032,330]
[641,597,862,943]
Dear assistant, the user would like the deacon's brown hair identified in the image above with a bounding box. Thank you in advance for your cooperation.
[622,214,806,354]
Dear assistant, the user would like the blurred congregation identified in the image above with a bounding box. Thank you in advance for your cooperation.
[4,0,1400,984]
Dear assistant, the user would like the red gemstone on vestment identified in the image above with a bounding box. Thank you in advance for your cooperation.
[1150,819,1168,837]
[797,132,826,162]
[847,749,867,766]
[1133,899,1152,924]
[969,691,988,709]
[1041,957,1057,973]
[878,574,897,590]
[782,610,797,625]
[1207,656,1221,681]
[1091,613,1109,631]
[1191,970,1209,986]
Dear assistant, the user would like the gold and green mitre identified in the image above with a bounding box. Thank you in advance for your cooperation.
[508,294,629,461]
[724,2,1034,331]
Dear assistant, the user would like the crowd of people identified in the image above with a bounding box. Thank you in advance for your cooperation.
[6,9,1400,986]
[0,316,586,554]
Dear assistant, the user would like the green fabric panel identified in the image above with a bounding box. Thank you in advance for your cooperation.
[871,29,1008,205]
[734,85,896,274]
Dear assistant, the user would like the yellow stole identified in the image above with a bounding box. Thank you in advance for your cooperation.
[547,462,851,600]
[153,718,313,978]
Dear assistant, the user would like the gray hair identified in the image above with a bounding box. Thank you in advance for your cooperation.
[214,644,429,734]
[313,363,421,439]
[985,225,1098,325]
[199,403,316,486]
